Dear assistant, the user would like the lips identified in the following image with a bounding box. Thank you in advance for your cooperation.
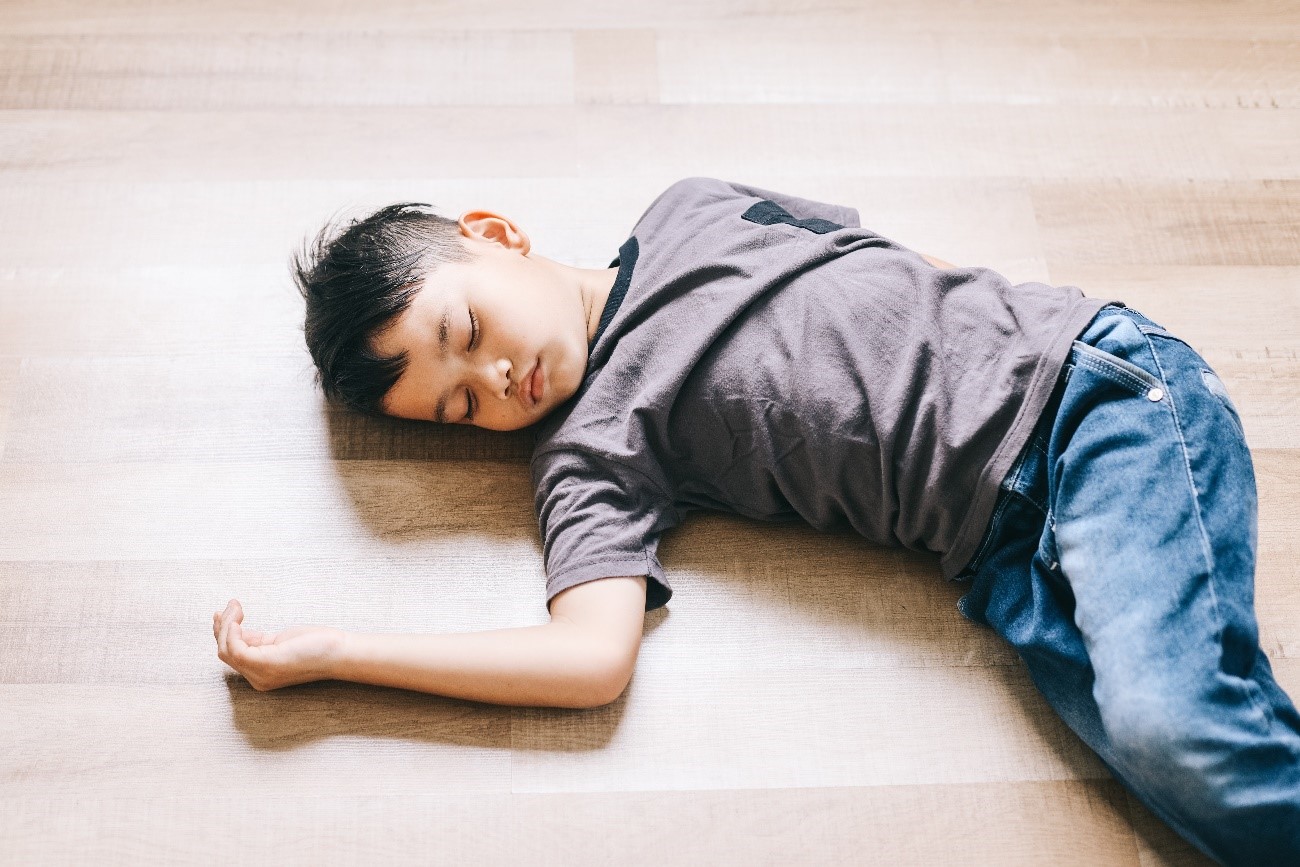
[519,358,542,410]
[531,359,544,403]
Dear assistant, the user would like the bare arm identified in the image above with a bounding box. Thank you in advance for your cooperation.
[215,576,648,709]
[921,253,957,269]
[332,620,620,708]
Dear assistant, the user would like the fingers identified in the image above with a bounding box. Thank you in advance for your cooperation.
[226,615,249,656]
[218,607,231,659]
[212,600,280,691]
[215,599,243,661]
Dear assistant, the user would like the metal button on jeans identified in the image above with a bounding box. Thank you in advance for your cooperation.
[1147,387,1163,401]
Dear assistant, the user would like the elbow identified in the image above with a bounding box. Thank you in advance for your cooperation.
[584,662,634,708]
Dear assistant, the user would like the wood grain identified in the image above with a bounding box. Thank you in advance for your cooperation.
[4,1,1297,864]
[0,781,1138,866]
[0,0,1295,39]
[5,107,1292,183]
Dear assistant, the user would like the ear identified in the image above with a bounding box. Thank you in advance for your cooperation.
[457,210,531,256]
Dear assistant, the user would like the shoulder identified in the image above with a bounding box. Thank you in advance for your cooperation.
[659,176,744,205]
[640,177,743,219]
[625,177,750,246]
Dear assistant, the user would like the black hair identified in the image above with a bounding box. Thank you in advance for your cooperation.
[292,203,475,417]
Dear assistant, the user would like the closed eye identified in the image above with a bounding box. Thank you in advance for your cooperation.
[463,308,480,422]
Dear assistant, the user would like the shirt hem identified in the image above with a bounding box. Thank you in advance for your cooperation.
[939,294,1117,581]
[546,556,674,613]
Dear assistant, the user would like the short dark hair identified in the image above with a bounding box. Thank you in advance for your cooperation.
[292,203,475,417]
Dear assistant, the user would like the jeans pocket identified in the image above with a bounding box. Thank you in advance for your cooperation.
[1070,339,1165,399]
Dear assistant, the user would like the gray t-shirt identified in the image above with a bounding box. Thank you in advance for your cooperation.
[531,177,1120,612]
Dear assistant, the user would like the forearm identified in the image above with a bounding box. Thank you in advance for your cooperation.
[921,252,957,269]
[329,621,620,709]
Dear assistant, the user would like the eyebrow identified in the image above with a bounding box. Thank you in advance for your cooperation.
[432,303,451,423]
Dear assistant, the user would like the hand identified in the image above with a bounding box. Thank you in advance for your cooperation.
[213,599,347,692]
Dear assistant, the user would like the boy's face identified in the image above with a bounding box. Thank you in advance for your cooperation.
[372,210,600,431]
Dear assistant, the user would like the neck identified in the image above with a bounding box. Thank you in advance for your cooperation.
[533,255,620,344]
[577,264,619,344]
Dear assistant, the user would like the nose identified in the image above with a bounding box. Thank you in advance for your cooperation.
[479,356,513,402]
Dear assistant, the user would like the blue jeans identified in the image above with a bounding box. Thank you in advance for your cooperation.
[954,303,1300,865]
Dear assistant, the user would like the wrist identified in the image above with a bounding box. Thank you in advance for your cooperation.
[323,628,355,680]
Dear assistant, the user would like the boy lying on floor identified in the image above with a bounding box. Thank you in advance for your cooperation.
[213,177,1300,865]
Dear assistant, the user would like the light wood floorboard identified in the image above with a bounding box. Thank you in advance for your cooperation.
[4,1,1298,864]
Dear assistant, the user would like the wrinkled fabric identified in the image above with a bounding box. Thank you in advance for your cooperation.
[531,177,1119,611]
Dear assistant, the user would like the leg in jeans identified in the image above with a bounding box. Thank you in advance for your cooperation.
[955,304,1300,866]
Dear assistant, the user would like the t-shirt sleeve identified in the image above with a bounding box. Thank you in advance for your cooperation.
[531,449,676,613]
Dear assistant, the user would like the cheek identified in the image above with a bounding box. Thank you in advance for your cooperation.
[548,342,582,402]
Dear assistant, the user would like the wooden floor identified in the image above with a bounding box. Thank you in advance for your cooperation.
[2,1,1297,864]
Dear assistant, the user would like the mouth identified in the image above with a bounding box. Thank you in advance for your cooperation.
[520,358,542,409]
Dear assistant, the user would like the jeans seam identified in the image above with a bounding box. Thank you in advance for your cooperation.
[1072,343,1162,396]
[1006,436,1050,516]
[1140,330,1275,731]
[963,486,1017,579]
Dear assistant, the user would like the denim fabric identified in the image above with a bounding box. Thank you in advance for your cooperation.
[954,303,1300,865]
